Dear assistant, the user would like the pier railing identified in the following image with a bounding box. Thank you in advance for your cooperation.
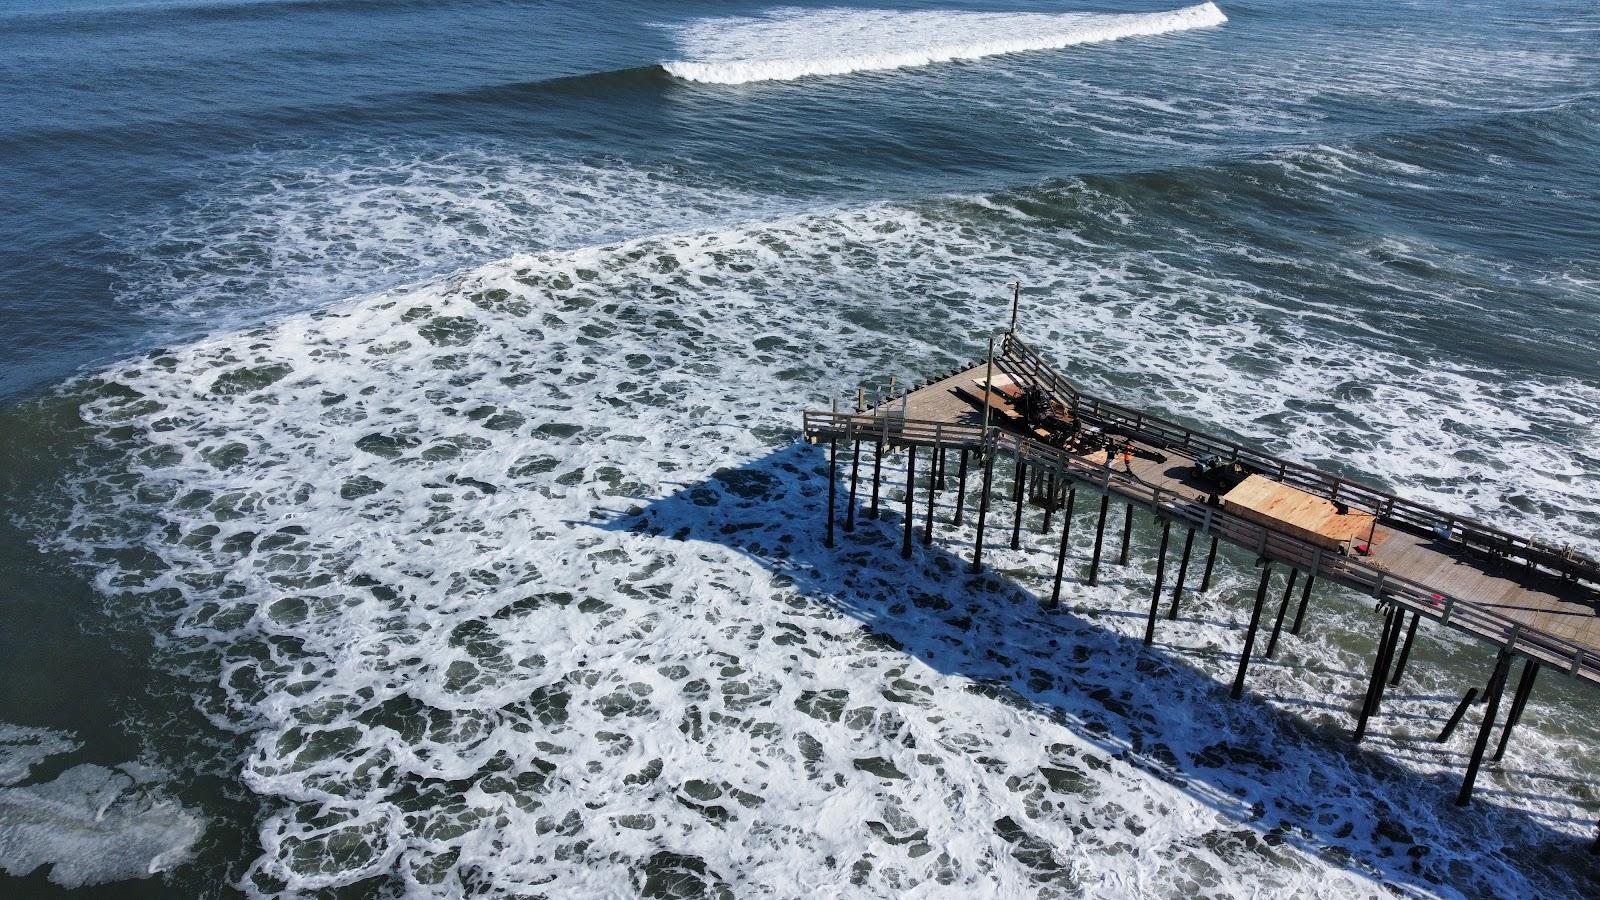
[996,333,1600,589]
[802,408,1600,682]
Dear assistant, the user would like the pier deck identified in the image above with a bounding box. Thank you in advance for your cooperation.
[803,333,1600,807]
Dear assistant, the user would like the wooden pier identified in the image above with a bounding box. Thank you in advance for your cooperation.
[803,331,1600,810]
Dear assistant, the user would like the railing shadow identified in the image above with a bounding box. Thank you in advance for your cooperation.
[592,440,1600,893]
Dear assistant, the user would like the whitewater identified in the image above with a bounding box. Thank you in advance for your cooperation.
[2,0,1599,896]
[663,3,1228,84]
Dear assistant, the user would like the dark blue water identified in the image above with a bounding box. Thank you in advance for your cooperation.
[2,0,1598,895]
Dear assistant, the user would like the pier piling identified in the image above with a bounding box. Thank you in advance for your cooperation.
[970,446,995,573]
[1493,660,1540,762]
[869,438,883,519]
[1232,560,1274,700]
[1389,612,1420,687]
[825,437,837,548]
[845,436,861,533]
[1011,456,1027,551]
[1089,494,1110,586]
[1265,569,1298,659]
[1290,572,1316,636]
[1199,534,1220,593]
[1050,486,1076,608]
[1355,605,1402,742]
[1169,527,1195,619]
[952,449,968,526]
[1458,649,1513,805]
[1437,688,1480,742]
[1145,517,1171,645]
[901,446,916,559]
[1119,503,1134,566]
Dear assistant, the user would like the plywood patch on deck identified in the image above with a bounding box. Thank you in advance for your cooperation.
[1221,475,1376,551]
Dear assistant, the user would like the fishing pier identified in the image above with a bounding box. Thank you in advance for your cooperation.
[803,329,1600,819]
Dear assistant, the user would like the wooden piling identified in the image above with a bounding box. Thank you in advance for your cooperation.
[1118,502,1134,566]
[1041,470,1055,533]
[922,444,936,546]
[1436,687,1480,742]
[1457,648,1513,805]
[845,437,861,533]
[1231,561,1274,700]
[953,449,968,526]
[1290,572,1316,636]
[1199,534,1219,592]
[1168,527,1195,620]
[1388,612,1420,687]
[1011,455,1027,551]
[869,438,884,519]
[1492,660,1540,762]
[1354,606,1402,742]
[1264,569,1299,659]
[1050,487,1075,608]
[970,446,995,573]
[1144,517,1172,645]
[901,446,916,559]
[825,437,837,548]
[1088,494,1110,586]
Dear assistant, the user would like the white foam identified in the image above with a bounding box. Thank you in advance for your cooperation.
[46,190,1600,895]
[0,724,204,888]
[662,3,1227,85]
[112,147,793,342]
[0,724,81,787]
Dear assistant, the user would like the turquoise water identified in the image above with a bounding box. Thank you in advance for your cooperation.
[1,0,1597,895]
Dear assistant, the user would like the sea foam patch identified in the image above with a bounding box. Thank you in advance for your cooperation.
[50,189,1600,896]
[662,3,1228,85]
[0,724,203,888]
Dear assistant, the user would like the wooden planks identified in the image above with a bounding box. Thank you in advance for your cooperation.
[1221,475,1375,551]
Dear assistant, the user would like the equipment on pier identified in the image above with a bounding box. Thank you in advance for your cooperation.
[1191,453,1251,492]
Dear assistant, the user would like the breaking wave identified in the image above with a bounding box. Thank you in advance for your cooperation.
[662,3,1228,85]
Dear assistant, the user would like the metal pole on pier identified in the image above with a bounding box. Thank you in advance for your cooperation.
[1008,281,1021,334]
[980,336,995,449]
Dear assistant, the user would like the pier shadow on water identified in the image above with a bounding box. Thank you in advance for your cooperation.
[595,440,1600,896]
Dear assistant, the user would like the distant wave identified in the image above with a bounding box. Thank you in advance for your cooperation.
[662,2,1228,85]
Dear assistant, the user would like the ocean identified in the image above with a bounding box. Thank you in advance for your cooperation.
[0,0,1597,895]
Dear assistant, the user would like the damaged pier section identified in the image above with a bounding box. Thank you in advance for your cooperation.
[803,331,1600,823]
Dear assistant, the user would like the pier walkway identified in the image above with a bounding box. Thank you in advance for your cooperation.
[803,332,1600,809]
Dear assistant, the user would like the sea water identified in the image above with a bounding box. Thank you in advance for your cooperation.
[1,0,1597,896]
